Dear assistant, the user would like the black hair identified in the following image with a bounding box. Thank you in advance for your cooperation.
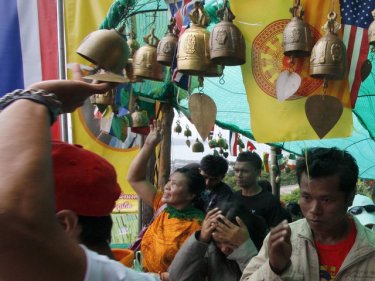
[236,151,263,171]
[296,147,358,194]
[174,167,206,210]
[217,199,267,251]
[199,155,228,177]
[286,202,302,217]
[78,215,113,248]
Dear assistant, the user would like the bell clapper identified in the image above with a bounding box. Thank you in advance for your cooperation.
[219,70,225,85]
[198,76,204,94]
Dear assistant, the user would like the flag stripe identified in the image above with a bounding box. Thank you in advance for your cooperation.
[0,1,24,95]
[17,0,42,87]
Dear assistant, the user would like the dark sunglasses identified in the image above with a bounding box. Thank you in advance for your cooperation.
[348,205,375,215]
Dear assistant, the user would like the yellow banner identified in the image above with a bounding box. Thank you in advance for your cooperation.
[64,0,139,212]
[231,0,352,142]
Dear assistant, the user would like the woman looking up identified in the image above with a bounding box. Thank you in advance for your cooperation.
[127,119,205,275]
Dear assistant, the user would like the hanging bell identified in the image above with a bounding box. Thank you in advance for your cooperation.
[310,12,347,80]
[133,28,164,81]
[90,89,115,105]
[210,1,245,65]
[77,28,129,75]
[127,31,140,58]
[157,18,179,66]
[177,2,214,76]
[369,9,375,46]
[282,0,313,57]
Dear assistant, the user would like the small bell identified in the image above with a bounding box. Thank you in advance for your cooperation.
[282,0,312,58]
[177,1,218,76]
[130,106,150,128]
[368,10,375,46]
[192,138,204,153]
[310,12,347,80]
[133,28,164,81]
[157,18,179,66]
[209,0,245,66]
[127,31,140,58]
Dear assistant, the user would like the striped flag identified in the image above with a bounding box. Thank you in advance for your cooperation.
[229,131,238,156]
[0,0,60,139]
[340,0,374,108]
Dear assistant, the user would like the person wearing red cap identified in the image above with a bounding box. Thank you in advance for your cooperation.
[0,65,159,281]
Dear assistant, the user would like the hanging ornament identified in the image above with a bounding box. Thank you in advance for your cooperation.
[275,67,302,101]
[174,120,182,134]
[133,28,164,81]
[157,18,179,66]
[189,78,217,141]
[192,138,205,153]
[184,124,192,147]
[130,104,150,128]
[209,0,246,66]
[208,139,218,149]
[310,11,347,80]
[360,9,375,82]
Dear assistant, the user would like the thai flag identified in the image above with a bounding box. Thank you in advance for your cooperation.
[340,0,374,107]
[0,0,59,135]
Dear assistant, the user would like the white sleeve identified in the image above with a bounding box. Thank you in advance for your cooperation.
[81,245,160,281]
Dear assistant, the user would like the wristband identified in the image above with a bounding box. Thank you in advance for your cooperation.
[0,89,62,124]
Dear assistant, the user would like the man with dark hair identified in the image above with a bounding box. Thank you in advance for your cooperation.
[233,151,288,228]
[199,154,233,211]
[241,147,375,280]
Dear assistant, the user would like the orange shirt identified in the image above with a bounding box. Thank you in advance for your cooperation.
[141,191,203,273]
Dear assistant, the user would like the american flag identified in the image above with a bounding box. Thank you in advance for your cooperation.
[340,0,375,107]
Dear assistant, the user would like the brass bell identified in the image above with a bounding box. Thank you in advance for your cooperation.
[125,59,143,83]
[77,29,129,75]
[310,12,347,80]
[130,106,150,127]
[209,1,245,66]
[157,18,179,66]
[90,89,115,105]
[177,2,213,76]
[282,0,312,57]
[369,9,375,46]
[133,28,164,81]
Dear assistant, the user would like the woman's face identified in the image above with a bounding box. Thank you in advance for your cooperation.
[162,172,195,209]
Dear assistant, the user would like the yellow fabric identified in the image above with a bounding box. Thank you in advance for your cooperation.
[63,0,139,212]
[112,248,135,268]
[141,191,202,273]
[230,0,352,142]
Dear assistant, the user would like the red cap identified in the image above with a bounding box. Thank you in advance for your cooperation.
[52,141,121,216]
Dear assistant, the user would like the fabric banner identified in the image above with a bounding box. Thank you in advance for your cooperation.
[0,0,61,139]
[64,0,139,213]
[230,0,353,142]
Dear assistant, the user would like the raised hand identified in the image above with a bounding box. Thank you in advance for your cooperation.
[268,220,292,274]
[28,63,116,113]
[145,119,163,147]
[212,215,250,247]
[199,208,222,243]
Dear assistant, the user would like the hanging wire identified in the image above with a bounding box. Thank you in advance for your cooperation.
[198,76,204,93]
[219,71,225,85]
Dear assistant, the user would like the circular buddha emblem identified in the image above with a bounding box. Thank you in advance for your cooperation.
[252,19,322,100]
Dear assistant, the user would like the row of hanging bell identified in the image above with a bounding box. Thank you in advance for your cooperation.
[177,1,223,77]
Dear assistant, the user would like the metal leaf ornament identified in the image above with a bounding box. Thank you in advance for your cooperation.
[189,93,217,141]
[360,59,372,82]
[275,70,301,101]
[305,95,343,139]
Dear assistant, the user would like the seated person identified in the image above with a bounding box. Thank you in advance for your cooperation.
[168,200,267,281]
[127,120,205,274]
[348,194,375,230]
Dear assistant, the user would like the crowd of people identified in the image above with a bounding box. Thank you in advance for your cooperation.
[2,70,375,280]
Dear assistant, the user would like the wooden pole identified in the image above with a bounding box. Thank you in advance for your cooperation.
[157,103,174,188]
[270,146,281,200]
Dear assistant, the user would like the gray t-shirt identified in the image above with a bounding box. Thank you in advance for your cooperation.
[81,245,159,281]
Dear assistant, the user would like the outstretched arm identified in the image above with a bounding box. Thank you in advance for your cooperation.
[127,119,163,207]
[0,68,115,281]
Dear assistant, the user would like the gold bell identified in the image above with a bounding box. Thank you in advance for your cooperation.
[157,18,179,66]
[310,12,347,80]
[177,2,214,76]
[77,29,129,75]
[369,9,375,46]
[209,1,245,66]
[90,89,115,106]
[127,31,140,58]
[282,0,312,57]
[133,28,164,81]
